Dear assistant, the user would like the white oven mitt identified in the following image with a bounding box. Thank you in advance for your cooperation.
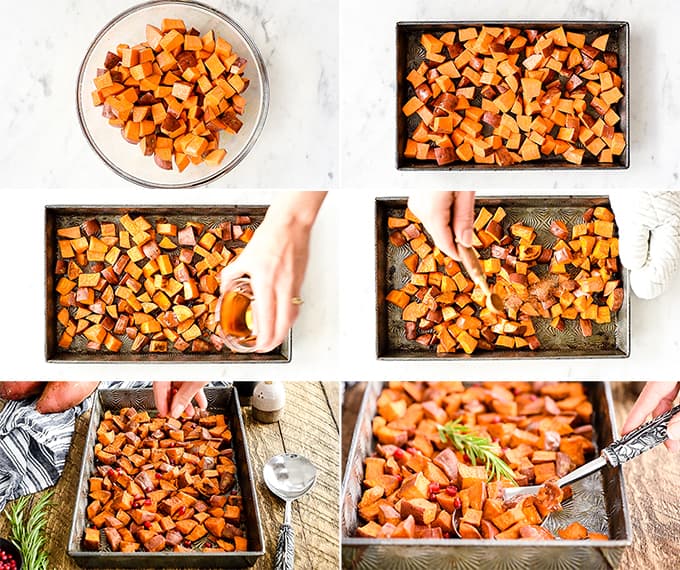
[610,191,680,299]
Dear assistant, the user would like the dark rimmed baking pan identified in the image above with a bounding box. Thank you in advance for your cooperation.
[376,196,631,359]
[45,205,291,362]
[68,386,265,568]
[396,21,630,170]
[341,381,632,569]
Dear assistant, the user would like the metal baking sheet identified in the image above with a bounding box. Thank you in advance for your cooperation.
[376,196,631,359]
[341,381,632,570]
[68,386,265,568]
[45,205,291,362]
[396,21,630,170]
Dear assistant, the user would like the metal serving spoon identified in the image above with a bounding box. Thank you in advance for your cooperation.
[503,402,680,503]
[264,453,317,570]
[456,243,505,315]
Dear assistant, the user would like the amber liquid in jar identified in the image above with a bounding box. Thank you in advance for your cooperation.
[220,291,253,337]
[218,277,257,352]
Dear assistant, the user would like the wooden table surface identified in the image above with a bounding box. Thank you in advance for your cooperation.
[0,381,340,570]
[341,381,680,568]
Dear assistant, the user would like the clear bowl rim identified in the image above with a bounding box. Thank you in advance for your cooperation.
[75,0,270,189]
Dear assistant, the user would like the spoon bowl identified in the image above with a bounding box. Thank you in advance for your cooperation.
[456,243,505,315]
[264,453,317,501]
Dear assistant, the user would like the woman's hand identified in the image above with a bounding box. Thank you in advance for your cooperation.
[153,381,209,418]
[407,191,476,261]
[610,191,680,299]
[218,191,326,352]
[621,382,680,452]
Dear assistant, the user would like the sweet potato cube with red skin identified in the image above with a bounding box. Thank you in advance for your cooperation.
[520,524,555,540]
[433,448,459,482]
[144,534,166,552]
[390,515,416,538]
[458,464,487,488]
[377,504,401,526]
[422,401,448,424]
[398,472,430,500]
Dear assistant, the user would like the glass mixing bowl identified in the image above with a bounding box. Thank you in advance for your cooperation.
[76,0,269,188]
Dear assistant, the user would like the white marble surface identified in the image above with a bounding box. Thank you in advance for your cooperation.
[338,189,680,381]
[340,0,680,190]
[0,0,337,188]
[0,189,338,382]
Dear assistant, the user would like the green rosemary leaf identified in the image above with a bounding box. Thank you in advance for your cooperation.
[5,489,54,570]
[438,419,517,485]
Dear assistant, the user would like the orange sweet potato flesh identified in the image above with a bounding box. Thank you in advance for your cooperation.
[357,381,598,541]
[92,18,248,172]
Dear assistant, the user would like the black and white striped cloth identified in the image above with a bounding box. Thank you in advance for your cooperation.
[0,381,142,512]
[0,393,90,512]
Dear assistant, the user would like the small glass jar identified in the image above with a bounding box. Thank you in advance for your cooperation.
[218,276,257,353]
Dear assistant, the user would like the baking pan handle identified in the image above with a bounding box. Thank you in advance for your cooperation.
[603,403,680,466]
[274,523,294,570]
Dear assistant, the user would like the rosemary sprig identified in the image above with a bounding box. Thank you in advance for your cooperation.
[438,419,517,485]
[4,489,54,570]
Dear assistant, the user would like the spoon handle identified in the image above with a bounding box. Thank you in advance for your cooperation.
[603,403,680,467]
[274,523,295,570]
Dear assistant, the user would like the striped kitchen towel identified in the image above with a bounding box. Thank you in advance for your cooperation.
[0,380,139,512]
[0,394,90,512]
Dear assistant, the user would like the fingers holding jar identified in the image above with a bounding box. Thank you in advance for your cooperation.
[216,191,325,353]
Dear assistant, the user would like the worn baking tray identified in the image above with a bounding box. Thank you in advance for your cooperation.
[396,21,630,170]
[68,386,265,568]
[341,381,632,570]
[45,205,291,362]
[376,196,631,359]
